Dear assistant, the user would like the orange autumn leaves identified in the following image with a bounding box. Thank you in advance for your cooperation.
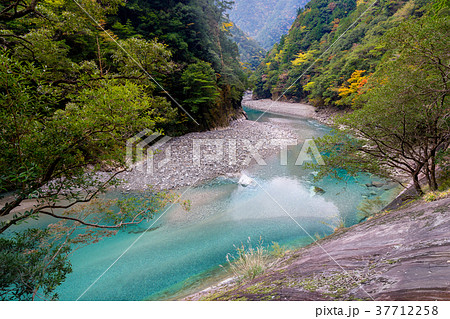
[336,70,371,106]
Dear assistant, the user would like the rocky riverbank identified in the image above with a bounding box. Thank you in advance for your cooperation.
[186,196,450,301]
[241,94,316,119]
[241,92,350,126]
[119,119,297,191]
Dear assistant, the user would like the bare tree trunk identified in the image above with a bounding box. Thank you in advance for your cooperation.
[412,172,423,196]
[429,154,438,191]
[424,162,433,190]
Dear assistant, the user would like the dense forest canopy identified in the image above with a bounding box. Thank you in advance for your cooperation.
[108,0,248,131]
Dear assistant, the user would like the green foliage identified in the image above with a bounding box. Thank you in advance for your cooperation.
[112,38,175,78]
[432,0,450,12]
[357,197,385,220]
[0,0,201,300]
[224,237,270,281]
[181,61,220,114]
[114,0,246,131]
[224,238,286,281]
[111,19,138,39]
[0,229,72,301]
[309,12,449,195]
[229,23,266,70]
[0,47,178,298]
[269,241,286,258]
[2,0,246,133]
[0,53,174,193]
[1,0,243,300]
[252,0,430,104]
[423,189,450,202]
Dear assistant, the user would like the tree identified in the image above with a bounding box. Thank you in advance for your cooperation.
[0,0,184,300]
[0,53,185,299]
[1,0,247,299]
[311,13,450,195]
[181,60,220,116]
[113,0,246,130]
[0,229,72,301]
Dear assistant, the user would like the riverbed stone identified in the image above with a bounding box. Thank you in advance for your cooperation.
[313,186,326,194]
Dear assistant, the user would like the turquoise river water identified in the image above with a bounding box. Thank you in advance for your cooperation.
[47,109,399,300]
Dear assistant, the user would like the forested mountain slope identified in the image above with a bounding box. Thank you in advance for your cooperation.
[229,22,266,70]
[112,0,247,131]
[251,0,448,199]
[252,0,432,105]
[229,0,309,50]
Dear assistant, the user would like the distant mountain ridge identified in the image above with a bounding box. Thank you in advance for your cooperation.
[228,0,309,50]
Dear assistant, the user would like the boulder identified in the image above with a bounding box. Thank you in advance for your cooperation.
[372,181,384,188]
[366,181,385,188]
[312,186,325,195]
[238,174,255,187]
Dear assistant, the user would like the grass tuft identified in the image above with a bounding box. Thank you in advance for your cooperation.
[223,237,284,281]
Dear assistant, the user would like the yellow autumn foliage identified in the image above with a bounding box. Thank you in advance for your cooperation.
[291,50,316,66]
[303,81,315,92]
[274,50,284,62]
[338,70,368,98]
[356,0,367,6]
[221,22,234,32]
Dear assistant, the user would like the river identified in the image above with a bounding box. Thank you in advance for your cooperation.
[54,108,399,300]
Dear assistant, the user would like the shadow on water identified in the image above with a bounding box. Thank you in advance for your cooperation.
[127,225,161,234]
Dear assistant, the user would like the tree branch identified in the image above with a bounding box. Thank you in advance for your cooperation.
[0,0,40,21]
